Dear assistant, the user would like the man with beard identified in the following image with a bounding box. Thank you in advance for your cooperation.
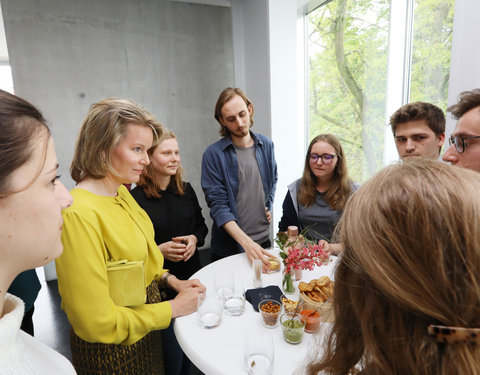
[201,88,277,267]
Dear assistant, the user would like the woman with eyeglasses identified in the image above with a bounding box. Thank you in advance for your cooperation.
[278,134,358,255]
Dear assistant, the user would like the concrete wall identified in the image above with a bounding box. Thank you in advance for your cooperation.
[1,0,235,260]
[231,0,271,138]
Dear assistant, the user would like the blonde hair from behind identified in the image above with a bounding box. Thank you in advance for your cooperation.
[70,97,163,183]
[307,159,480,375]
[137,128,185,198]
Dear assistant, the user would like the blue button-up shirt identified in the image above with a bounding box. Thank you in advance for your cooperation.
[201,131,278,257]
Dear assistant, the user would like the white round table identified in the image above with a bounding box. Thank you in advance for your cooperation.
[174,250,338,375]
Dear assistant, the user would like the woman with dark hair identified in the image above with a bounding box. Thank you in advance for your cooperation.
[55,98,205,374]
[278,134,358,255]
[0,90,75,373]
[131,128,208,375]
[306,160,480,375]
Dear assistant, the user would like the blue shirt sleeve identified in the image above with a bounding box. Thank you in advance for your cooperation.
[201,146,237,228]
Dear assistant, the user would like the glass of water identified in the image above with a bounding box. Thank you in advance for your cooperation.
[197,292,222,329]
[224,281,245,316]
[214,269,234,301]
[245,329,274,375]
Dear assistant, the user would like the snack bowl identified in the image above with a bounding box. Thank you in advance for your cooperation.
[299,293,334,323]
[298,276,334,321]
[299,308,322,333]
[266,256,281,273]
[280,295,300,314]
[299,291,322,311]
[280,313,306,344]
[258,299,281,328]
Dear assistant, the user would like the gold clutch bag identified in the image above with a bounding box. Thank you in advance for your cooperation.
[106,259,146,307]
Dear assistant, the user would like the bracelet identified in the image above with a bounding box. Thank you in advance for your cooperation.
[160,272,173,289]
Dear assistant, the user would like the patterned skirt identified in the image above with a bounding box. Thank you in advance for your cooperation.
[70,281,164,374]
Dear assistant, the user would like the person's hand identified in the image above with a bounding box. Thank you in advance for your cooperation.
[222,221,272,270]
[265,207,271,223]
[242,239,272,270]
[158,241,186,262]
[172,235,198,262]
[319,240,342,256]
[169,286,205,318]
[169,277,206,294]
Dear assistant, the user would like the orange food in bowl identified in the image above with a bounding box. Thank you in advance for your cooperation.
[300,309,321,333]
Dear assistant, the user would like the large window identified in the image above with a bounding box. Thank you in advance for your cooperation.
[409,0,454,108]
[0,62,14,93]
[307,0,454,182]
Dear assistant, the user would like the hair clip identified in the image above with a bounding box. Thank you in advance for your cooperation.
[428,325,480,345]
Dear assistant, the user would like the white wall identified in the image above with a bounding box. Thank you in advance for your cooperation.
[0,6,7,60]
[231,0,306,234]
[445,0,480,137]
[231,0,271,137]
[269,1,306,232]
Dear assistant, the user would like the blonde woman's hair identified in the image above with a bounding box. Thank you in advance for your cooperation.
[137,128,185,198]
[306,159,480,375]
[298,134,352,210]
[70,97,163,183]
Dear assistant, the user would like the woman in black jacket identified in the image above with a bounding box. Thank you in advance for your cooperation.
[131,128,208,375]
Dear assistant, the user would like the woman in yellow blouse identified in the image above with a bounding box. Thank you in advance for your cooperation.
[55,98,205,374]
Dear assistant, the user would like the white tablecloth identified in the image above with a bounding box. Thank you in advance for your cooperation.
[174,250,338,375]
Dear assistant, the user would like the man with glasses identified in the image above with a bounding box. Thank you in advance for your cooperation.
[442,89,480,172]
[201,88,277,267]
[390,102,445,160]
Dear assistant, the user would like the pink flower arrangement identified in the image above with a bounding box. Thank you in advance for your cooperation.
[282,243,330,274]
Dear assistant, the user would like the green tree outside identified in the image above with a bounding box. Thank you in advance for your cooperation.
[308,0,454,182]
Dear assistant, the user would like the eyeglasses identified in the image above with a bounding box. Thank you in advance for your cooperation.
[448,135,480,153]
[309,153,336,164]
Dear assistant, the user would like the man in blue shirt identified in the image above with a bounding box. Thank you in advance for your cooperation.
[201,88,277,267]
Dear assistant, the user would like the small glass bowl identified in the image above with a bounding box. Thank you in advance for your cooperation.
[281,295,301,314]
[266,256,281,273]
[258,299,281,328]
[280,313,306,344]
[299,308,321,333]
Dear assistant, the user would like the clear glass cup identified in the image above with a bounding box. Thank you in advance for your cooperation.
[281,295,301,314]
[266,256,281,273]
[280,313,306,344]
[214,269,234,302]
[258,299,281,328]
[245,329,274,375]
[224,282,245,316]
[197,292,222,329]
[299,307,322,333]
[253,259,263,288]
